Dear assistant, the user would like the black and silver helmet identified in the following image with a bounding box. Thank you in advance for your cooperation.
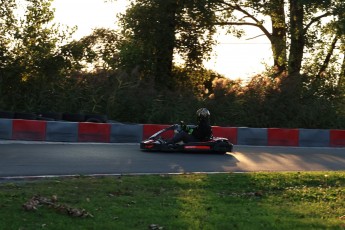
[196,108,210,121]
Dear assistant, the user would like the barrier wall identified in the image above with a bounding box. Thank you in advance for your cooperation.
[142,124,172,140]
[330,130,345,147]
[299,129,330,147]
[0,118,344,147]
[212,126,238,144]
[46,121,78,142]
[12,120,46,141]
[267,128,299,147]
[111,123,143,143]
[78,122,111,142]
[237,127,267,146]
[0,119,12,140]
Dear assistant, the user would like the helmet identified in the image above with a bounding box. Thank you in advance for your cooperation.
[196,108,210,121]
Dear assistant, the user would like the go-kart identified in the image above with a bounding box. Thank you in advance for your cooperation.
[140,124,233,154]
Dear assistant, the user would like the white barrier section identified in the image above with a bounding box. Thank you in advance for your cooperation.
[299,129,330,147]
[110,123,143,143]
[46,121,78,142]
[237,127,268,146]
[0,119,12,140]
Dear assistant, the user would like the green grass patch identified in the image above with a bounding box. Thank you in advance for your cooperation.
[0,172,344,229]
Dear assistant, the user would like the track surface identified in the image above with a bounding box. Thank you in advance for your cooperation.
[0,143,344,178]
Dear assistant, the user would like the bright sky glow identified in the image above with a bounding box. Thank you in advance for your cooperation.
[50,0,272,81]
[205,32,273,81]
[51,0,126,39]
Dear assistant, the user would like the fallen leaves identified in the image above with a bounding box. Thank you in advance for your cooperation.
[22,195,93,218]
[149,224,164,230]
[218,191,264,198]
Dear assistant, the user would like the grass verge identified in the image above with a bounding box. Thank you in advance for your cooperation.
[0,172,344,230]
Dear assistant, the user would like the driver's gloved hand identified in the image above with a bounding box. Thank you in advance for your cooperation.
[180,121,187,131]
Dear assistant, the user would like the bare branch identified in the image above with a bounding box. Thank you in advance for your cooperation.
[233,4,261,25]
[233,4,272,40]
[214,19,272,40]
[318,35,339,77]
[304,12,333,34]
[214,21,260,27]
[246,34,266,40]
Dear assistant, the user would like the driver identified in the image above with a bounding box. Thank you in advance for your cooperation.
[167,108,213,144]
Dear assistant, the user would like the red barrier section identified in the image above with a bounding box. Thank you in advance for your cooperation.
[142,124,173,140]
[78,123,111,142]
[212,126,238,144]
[268,128,299,146]
[12,120,47,141]
[330,130,345,147]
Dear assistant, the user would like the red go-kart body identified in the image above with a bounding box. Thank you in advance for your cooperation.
[140,125,233,154]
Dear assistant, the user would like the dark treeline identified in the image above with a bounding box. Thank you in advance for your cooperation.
[0,0,344,128]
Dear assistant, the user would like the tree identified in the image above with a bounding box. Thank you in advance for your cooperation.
[333,2,345,91]
[61,28,121,72]
[117,0,216,89]
[209,0,345,111]
[0,0,16,66]
[0,0,17,107]
[0,0,74,111]
[299,0,345,92]
[15,0,68,79]
[212,0,287,74]
[213,1,340,73]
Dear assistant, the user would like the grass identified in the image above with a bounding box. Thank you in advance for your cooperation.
[0,172,344,230]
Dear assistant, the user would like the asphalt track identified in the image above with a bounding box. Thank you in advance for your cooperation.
[0,142,344,179]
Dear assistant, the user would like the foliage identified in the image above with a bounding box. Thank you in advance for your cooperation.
[0,0,75,111]
[60,28,121,72]
[200,0,345,127]
[0,0,344,129]
[117,0,217,88]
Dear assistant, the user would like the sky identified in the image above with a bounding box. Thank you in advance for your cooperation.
[50,0,272,81]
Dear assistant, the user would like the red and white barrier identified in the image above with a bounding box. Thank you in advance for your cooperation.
[0,118,344,147]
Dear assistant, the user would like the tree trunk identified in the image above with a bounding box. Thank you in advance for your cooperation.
[154,0,177,89]
[288,0,304,77]
[318,35,339,77]
[339,50,345,91]
[275,0,305,124]
[284,0,304,96]
[270,0,287,74]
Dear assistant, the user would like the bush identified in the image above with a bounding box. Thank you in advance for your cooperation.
[0,66,344,129]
